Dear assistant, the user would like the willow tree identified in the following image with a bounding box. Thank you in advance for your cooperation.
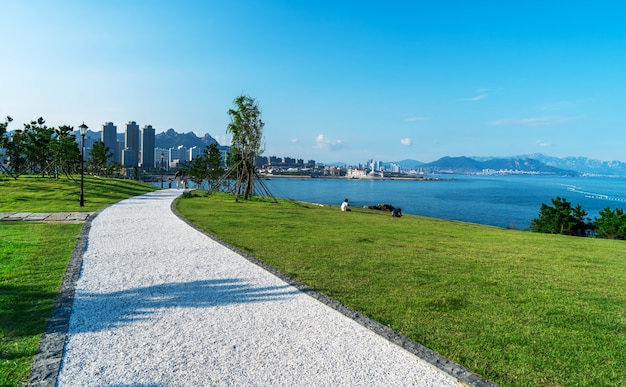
[227,95,264,200]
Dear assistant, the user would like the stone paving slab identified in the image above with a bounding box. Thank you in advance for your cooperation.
[0,212,93,222]
[66,213,91,222]
[45,213,73,221]
[7,212,32,220]
[26,213,52,221]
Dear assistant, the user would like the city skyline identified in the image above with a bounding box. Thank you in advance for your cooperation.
[78,121,232,169]
[2,2,625,164]
[81,122,626,167]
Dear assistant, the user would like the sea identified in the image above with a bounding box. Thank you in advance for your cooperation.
[166,175,626,229]
[255,175,626,229]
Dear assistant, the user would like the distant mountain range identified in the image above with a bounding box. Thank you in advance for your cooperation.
[80,128,220,150]
[155,128,219,149]
[523,153,626,176]
[68,127,626,176]
[391,154,626,176]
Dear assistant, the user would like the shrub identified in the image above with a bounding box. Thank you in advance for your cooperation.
[594,207,626,239]
[530,196,591,236]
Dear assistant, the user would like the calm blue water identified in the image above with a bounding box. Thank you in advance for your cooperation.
[257,175,626,229]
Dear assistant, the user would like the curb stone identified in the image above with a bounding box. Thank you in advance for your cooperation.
[27,213,96,386]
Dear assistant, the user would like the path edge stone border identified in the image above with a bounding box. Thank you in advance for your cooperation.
[171,196,498,387]
[27,212,98,387]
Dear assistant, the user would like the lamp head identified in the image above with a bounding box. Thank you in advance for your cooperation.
[79,122,88,136]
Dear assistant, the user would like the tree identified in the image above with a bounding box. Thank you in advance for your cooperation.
[186,153,210,188]
[89,141,113,176]
[0,116,13,175]
[227,95,264,200]
[530,196,591,236]
[206,143,225,193]
[4,129,27,179]
[594,207,626,240]
[184,144,225,192]
[0,116,11,149]
[50,125,80,179]
[23,117,55,176]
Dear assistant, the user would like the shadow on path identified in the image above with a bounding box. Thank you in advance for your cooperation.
[70,278,300,333]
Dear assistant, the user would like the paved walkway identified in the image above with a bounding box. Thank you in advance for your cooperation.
[0,212,92,222]
[29,189,495,386]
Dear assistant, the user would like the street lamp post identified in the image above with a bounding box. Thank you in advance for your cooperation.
[161,153,164,188]
[78,122,88,207]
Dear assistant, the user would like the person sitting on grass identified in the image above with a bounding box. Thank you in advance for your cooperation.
[392,207,402,217]
[341,198,350,211]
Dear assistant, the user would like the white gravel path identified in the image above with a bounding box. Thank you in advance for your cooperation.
[56,189,462,386]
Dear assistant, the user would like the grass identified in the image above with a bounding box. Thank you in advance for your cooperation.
[0,175,157,386]
[0,222,82,386]
[0,175,157,212]
[176,192,626,387]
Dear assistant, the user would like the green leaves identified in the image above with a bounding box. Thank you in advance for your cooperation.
[530,196,626,239]
[1,117,82,179]
[88,141,113,176]
[530,196,591,236]
[226,95,264,200]
[595,207,626,239]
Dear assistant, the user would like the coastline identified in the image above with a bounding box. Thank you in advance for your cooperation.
[258,173,441,181]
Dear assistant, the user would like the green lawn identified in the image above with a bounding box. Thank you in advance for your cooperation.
[0,175,156,385]
[176,192,626,387]
[0,175,157,212]
[0,222,82,385]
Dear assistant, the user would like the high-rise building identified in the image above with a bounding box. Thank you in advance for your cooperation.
[124,121,140,168]
[141,125,155,168]
[189,146,202,160]
[169,145,188,164]
[122,148,136,169]
[101,122,118,165]
[155,148,169,171]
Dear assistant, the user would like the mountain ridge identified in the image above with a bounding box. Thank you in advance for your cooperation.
[155,128,219,149]
[523,153,626,176]
[389,154,626,176]
[413,156,577,176]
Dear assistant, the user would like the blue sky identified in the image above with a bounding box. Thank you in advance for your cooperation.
[2,1,625,164]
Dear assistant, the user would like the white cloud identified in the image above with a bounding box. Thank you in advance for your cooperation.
[400,138,412,146]
[490,115,587,126]
[405,116,431,122]
[538,101,577,111]
[290,138,298,143]
[536,140,553,148]
[315,134,343,151]
[214,135,231,145]
[459,94,487,102]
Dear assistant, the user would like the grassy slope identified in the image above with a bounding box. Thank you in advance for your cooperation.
[0,175,156,385]
[176,192,626,387]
